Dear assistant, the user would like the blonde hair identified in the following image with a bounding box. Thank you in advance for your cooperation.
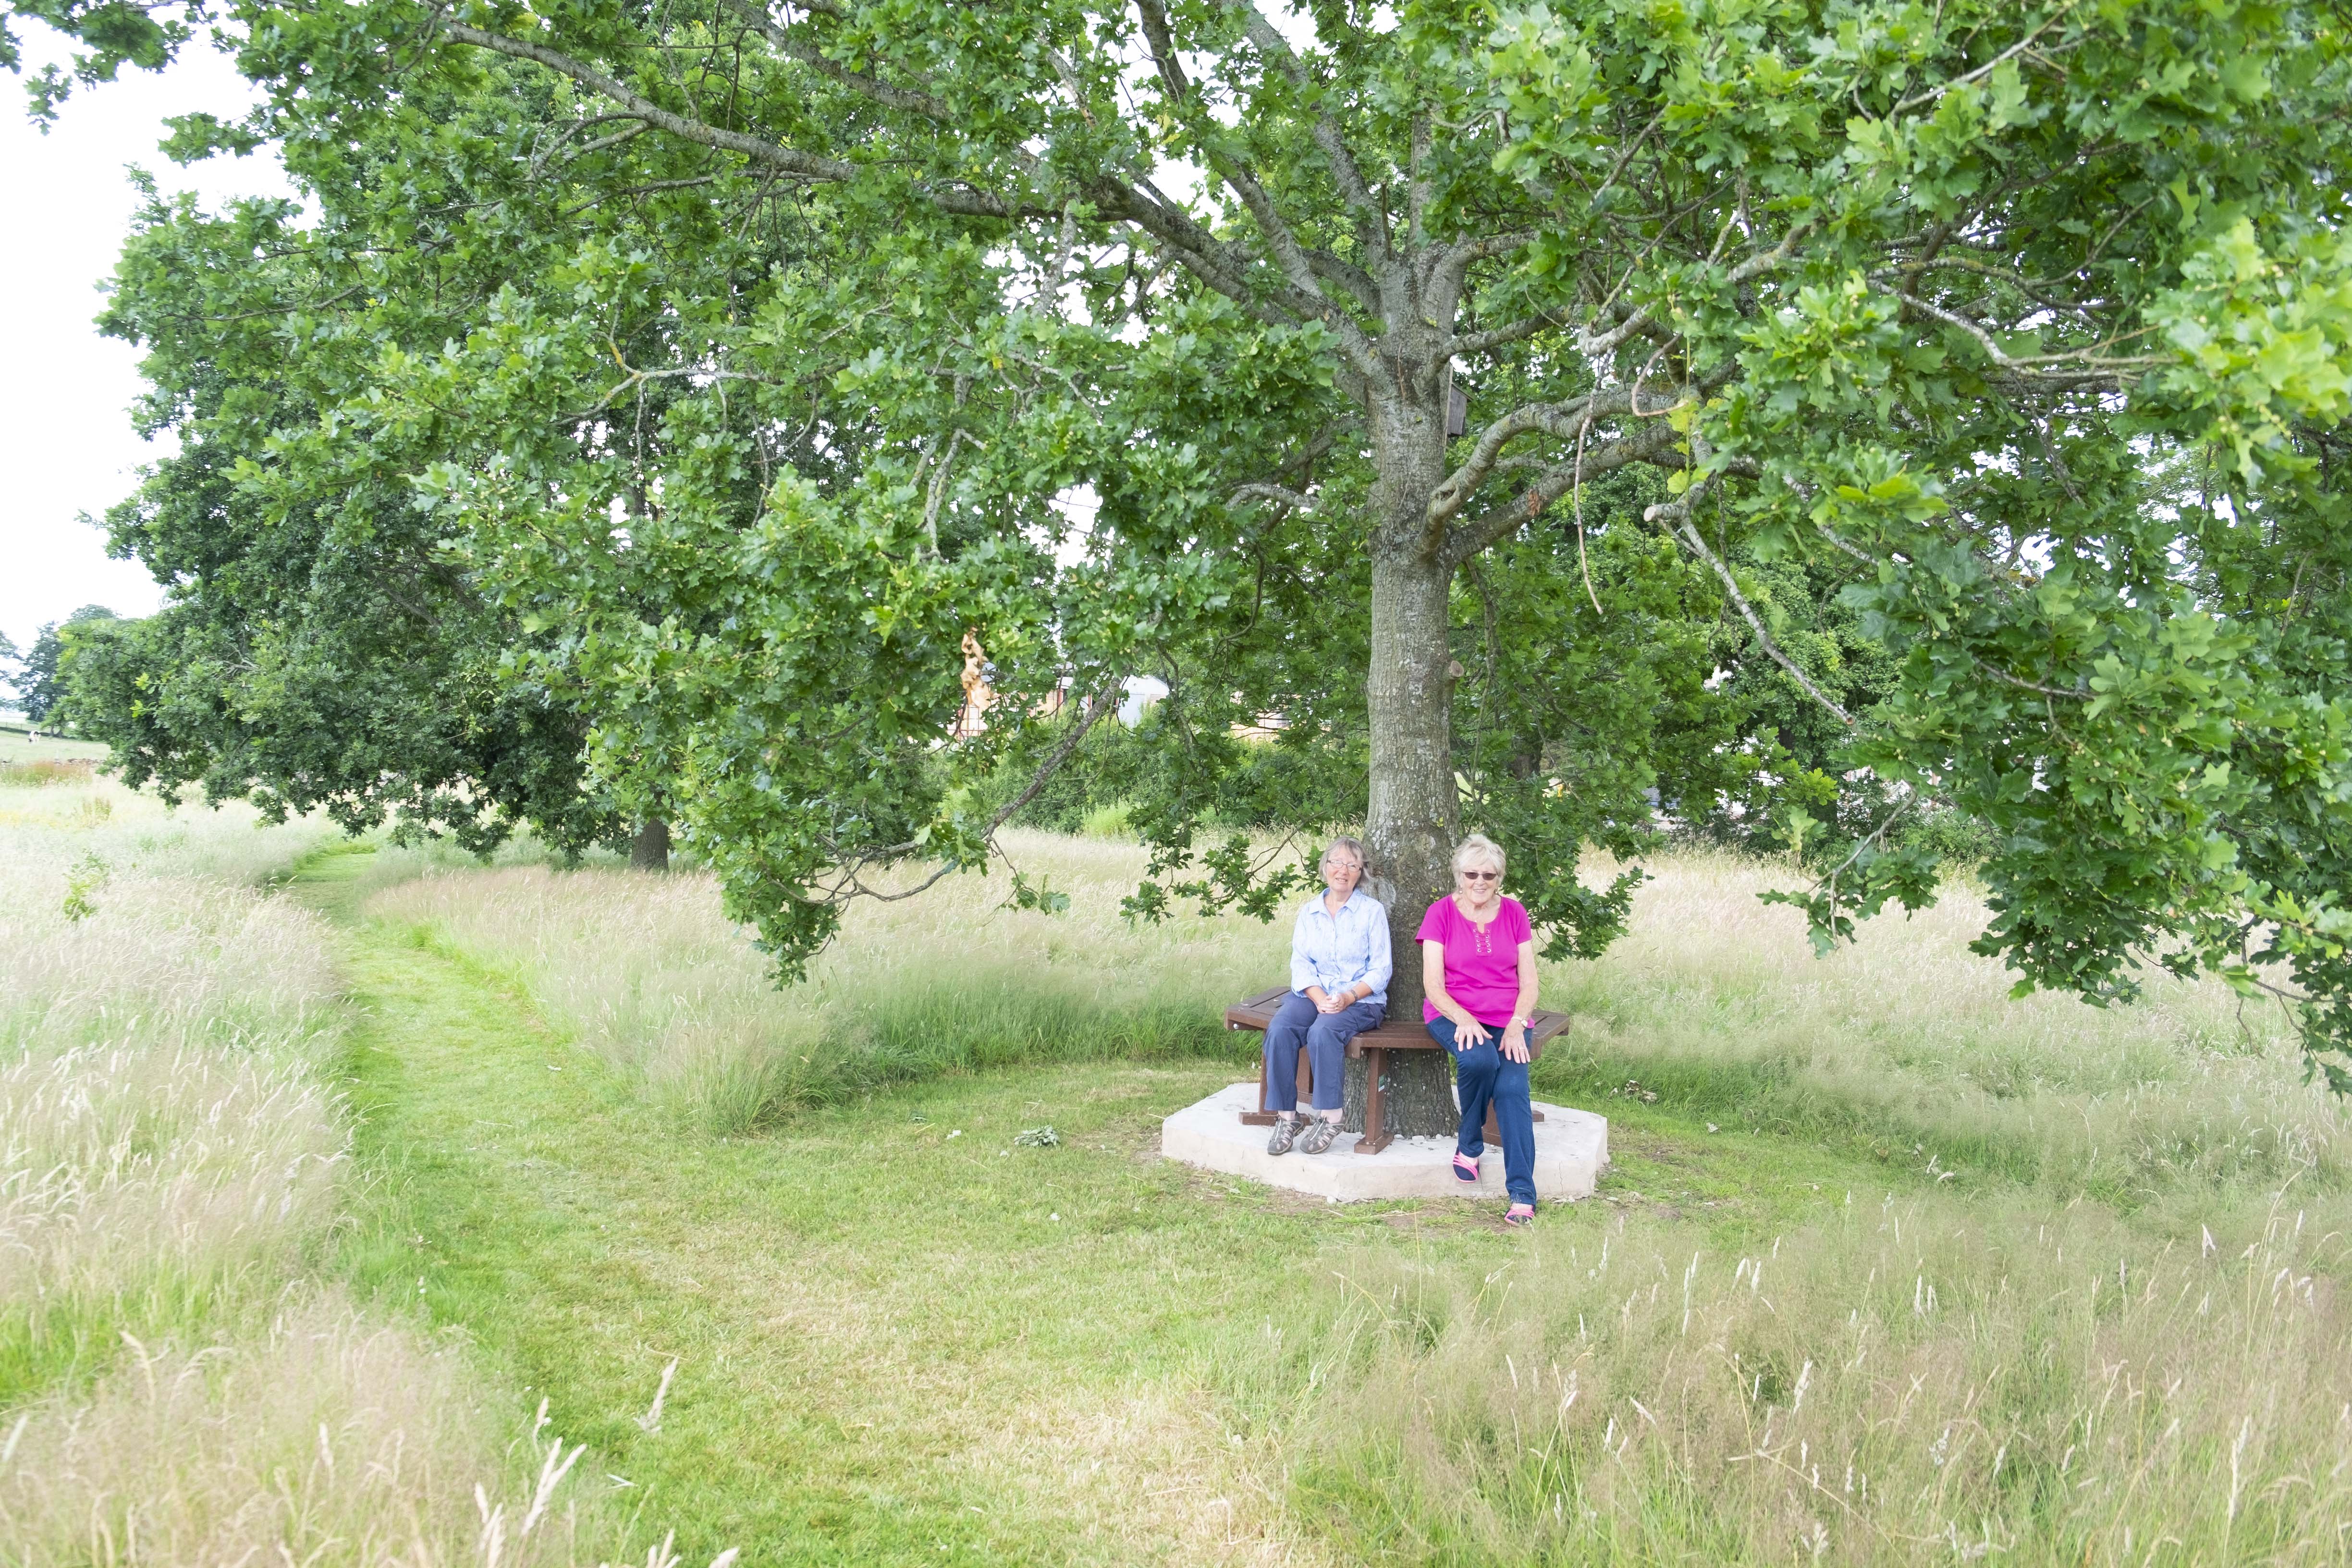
[1452,833,1506,879]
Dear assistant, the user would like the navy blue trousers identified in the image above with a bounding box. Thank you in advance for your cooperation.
[1428,1016,1537,1206]
[1262,992,1384,1112]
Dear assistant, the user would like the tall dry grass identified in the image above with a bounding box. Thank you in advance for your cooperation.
[0,870,342,1059]
[0,832,351,1397]
[0,1044,343,1400]
[0,1298,614,1568]
[367,831,1288,1132]
[328,821,2352,1560]
[0,769,679,1567]
[1281,1193,2351,1563]
[0,768,343,891]
[1557,853,2351,1217]
[0,758,96,787]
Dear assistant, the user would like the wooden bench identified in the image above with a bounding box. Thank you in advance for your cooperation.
[1223,985,1570,1155]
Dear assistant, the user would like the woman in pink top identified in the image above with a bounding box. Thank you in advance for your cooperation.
[1418,833,1541,1225]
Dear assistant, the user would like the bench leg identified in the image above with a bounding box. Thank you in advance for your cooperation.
[1356,1046,1394,1155]
[1240,1029,1278,1125]
[1480,1105,1547,1142]
[1237,1028,1313,1125]
[1479,1102,1547,1145]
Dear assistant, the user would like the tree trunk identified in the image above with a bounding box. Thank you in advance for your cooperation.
[1342,370,1464,1139]
[630,817,671,871]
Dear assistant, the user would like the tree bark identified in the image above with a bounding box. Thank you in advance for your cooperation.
[1342,368,1464,1139]
[630,817,671,871]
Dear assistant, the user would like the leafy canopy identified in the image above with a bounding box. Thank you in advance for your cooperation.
[17,0,2352,1086]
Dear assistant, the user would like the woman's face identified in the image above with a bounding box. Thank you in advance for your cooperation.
[1455,860,1503,901]
[1323,851,1363,897]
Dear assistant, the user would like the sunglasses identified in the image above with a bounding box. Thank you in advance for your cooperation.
[1459,870,1500,882]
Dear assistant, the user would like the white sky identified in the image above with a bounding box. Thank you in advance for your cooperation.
[0,29,293,655]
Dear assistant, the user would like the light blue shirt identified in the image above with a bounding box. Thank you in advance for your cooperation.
[1289,889,1392,1009]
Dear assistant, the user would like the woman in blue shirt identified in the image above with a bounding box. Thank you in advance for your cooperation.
[1265,837,1392,1155]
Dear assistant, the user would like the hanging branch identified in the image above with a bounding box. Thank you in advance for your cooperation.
[1649,480,1855,727]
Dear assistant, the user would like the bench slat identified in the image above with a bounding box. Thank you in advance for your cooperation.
[1225,987,1568,1060]
[1226,985,1568,1150]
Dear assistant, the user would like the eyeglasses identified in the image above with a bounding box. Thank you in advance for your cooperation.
[1459,870,1500,882]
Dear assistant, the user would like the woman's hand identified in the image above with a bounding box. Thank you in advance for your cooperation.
[1500,1024,1531,1064]
[1450,1013,1492,1051]
[1318,989,1352,1014]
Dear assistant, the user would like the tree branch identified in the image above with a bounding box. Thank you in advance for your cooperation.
[1407,112,1432,246]
[1897,292,2156,381]
[1891,0,2085,114]
[1129,1,1383,367]
[1652,477,1855,726]
[437,20,858,184]
[1438,418,1684,566]
[1446,302,1562,360]
[1575,222,1812,357]
[437,16,1049,219]
[1427,390,1616,527]
[1231,481,1314,512]
[979,673,1127,829]
[822,670,1127,899]
[1221,0,1391,262]
[1970,655,2088,699]
[1092,186,1306,329]
[1430,229,1539,312]
[718,0,953,118]
[1431,355,1743,537]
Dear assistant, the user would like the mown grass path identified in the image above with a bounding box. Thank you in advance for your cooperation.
[296,845,1908,1567]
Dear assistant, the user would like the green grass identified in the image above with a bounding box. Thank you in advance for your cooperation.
[0,725,112,763]
[11,784,2342,1563]
[316,837,2352,1564]
[310,844,1924,1566]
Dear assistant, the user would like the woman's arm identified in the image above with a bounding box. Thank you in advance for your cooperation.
[1290,907,1331,1005]
[1423,940,1490,1043]
[1360,907,1393,1001]
[1501,939,1541,1063]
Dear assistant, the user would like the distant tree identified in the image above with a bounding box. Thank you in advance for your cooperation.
[37,72,848,859]
[18,606,116,725]
[51,318,622,856]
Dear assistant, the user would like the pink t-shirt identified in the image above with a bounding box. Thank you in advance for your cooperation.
[1418,895,1533,1026]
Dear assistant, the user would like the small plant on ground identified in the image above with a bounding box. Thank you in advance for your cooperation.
[59,852,109,922]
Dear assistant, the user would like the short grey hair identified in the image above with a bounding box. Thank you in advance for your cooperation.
[1452,833,1506,878]
[1321,836,1368,871]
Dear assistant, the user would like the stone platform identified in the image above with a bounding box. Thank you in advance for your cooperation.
[1161,1082,1607,1203]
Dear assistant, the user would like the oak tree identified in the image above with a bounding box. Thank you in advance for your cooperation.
[18,0,2352,1112]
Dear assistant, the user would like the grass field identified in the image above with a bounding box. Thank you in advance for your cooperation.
[5,762,2348,1563]
[0,771,640,1568]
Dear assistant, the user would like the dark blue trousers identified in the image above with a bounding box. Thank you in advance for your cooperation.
[1262,992,1384,1112]
[1428,1016,1537,1206]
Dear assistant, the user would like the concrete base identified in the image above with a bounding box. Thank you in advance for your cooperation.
[1160,1082,1607,1203]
